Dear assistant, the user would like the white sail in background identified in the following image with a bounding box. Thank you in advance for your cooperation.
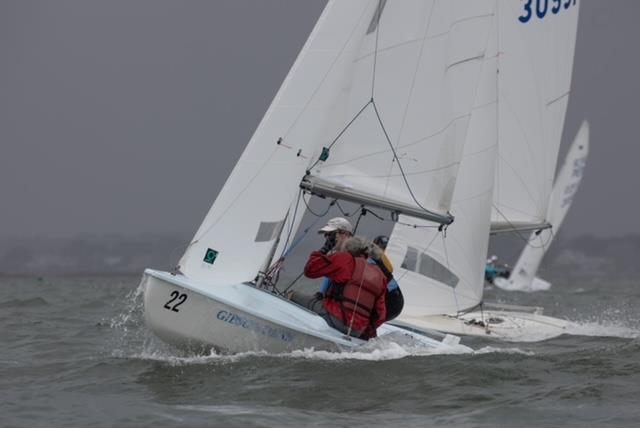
[491,1,580,231]
[496,120,589,292]
[312,1,497,220]
[179,1,375,285]
[386,2,498,317]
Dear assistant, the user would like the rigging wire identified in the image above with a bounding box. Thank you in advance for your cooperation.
[440,230,461,314]
[267,193,343,292]
[279,272,306,296]
[277,187,304,261]
[334,200,360,218]
[302,193,336,217]
[371,101,451,223]
[491,204,555,249]
[303,2,450,227]
[307,100,373,173]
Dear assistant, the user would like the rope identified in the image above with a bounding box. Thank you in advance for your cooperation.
[301,194,335,217]
[440,231,461,313]
[353,206,366,235]
[371,101,449,224]
[335,201,360,218]
[492,204,555,249]
[277,188,304,260]
[280,271,306,296]
[307,100,373,173]
[346,262,368,337]
[280,210,328,259]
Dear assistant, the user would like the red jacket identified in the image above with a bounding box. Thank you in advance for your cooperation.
[304,251,387,335]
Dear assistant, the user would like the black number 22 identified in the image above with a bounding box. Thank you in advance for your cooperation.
[164,291,187,312]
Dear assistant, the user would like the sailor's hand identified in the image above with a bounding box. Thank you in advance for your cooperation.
[320,235,336,254]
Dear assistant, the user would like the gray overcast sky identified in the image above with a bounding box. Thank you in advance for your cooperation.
[1,0,638,240]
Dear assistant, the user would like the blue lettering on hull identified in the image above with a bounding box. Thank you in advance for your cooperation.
[216,310,293,342]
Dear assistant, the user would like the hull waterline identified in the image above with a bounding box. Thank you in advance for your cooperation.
[142,269,467,354]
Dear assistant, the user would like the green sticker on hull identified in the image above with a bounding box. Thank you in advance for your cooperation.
[204,248,218,265]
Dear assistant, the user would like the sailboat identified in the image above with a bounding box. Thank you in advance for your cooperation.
[141,0,500,353]
[494,121,589,292]
[387,0,582,342]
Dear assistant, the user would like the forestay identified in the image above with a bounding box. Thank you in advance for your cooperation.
[491,0,580,231]
[386,1,498,316]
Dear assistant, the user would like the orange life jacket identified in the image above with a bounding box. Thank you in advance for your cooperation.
[327,257,387,327]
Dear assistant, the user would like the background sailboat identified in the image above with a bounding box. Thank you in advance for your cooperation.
[385,0,582,341]
[494,120,589,292]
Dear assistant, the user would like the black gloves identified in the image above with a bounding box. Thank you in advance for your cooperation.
[319,234,336,254]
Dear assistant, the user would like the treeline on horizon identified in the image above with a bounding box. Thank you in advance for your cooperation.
[0,233,638,278]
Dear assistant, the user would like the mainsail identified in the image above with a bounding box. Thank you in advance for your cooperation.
[387,0,581,316]
[386,2,498,317]
[491,0,580,231]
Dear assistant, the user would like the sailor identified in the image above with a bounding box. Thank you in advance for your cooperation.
[287,217,353,310]
[313,224,401,319]
[371,235,404,321]
[484,255,510,283]
[303,223,387,339]
[484,256,499,283]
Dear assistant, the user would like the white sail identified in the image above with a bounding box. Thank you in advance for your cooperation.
[178,1,501,286]
[491,1,580,231]
[386,3,498,316]
[496,120,589,291]
[178,1,375,285]
[311,1,497,221]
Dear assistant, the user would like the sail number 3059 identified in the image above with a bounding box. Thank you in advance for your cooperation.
[519,0,577,23]
[164,291,187,312]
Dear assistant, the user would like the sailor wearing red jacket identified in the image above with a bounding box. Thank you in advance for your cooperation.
[304,230,387,340]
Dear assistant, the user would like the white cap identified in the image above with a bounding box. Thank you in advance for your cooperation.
[318,217,353,234]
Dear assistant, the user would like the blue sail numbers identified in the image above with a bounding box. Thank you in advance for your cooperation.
[519,0,577,23]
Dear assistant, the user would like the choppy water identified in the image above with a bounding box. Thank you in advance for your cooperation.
[1,274,639,427]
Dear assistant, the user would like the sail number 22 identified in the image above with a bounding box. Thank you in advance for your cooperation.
[164,290,187,312]
[519,0,577,23]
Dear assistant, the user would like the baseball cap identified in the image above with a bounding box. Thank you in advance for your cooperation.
[318,217,353,234]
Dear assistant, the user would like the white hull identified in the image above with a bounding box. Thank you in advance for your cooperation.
[393,306,571,342]
[142,269,466,354]
[493,276,551,292]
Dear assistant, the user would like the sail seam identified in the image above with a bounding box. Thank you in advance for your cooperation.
[546,90,570,106]
[354,13,495,63]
